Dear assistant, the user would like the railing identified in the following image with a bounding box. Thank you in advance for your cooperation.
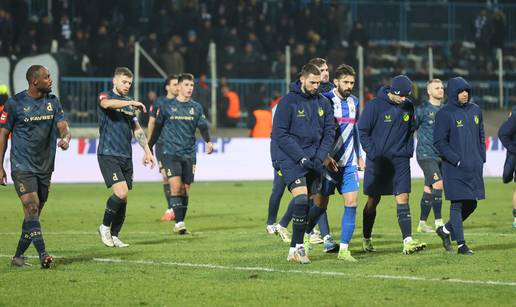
[60,77,514,126]
[60,77,286,126]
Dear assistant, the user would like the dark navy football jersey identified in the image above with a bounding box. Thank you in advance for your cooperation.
[97,90,135,158]
[156,98,208,160]
[0,90,65,173]
[149,96,173,118]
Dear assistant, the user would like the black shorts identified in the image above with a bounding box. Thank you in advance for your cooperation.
[98,155,134,189]
[155,145,165,172]
[11,172,52,203]
[287,170,321,195]
[417,158,442,186]
[162,155,195,184]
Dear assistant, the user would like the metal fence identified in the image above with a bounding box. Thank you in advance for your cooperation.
[60,77,287,126]
[61,77,514,126]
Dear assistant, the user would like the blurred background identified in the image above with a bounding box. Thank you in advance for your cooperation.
[0,0,514,135]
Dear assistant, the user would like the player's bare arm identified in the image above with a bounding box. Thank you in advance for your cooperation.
[0,127,9,185]
[133,121,155,168]
[100,98,147,113]
[57,120,71,151]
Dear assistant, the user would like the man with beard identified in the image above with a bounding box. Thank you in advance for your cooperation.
[0,65,71,268]
[97,67,155,248]
[316,64,365,260]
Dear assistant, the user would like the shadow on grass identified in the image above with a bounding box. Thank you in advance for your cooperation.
[56,250,138,266]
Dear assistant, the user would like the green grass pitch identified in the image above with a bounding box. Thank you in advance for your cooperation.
[0,179,515,306]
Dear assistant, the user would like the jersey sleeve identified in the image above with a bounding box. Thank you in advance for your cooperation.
[149,98,160,118]
[0,99,15,131]
[196,105,209,128]
[53,97,65,122]
[98,91,109,108]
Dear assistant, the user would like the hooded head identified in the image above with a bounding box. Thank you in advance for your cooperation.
[390,75,412,97]
[447,77,472,107]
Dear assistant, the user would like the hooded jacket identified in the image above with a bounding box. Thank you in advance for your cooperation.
[358,86,415,161]
[271,80,334,168]
[498,106,516,183]
[434,77,485,200]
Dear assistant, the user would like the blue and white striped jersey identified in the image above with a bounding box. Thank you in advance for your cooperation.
[324,89,361,167]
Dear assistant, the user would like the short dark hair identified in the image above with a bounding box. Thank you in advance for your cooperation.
[334,64,356,79]
[114,67,133,78]
[300,63,321,77]
[26,65,45,83]
[178,73,194,83]
[164,74,179,91]
[308,57,327,68]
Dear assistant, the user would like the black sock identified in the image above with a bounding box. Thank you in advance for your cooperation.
[169,196,184,222]
[362,206,376,239]
[267,175,285,225]
[431,189,443,220]
[111,203,127,237]
[397,204,412,239]
[15,220,32,257]
[290,195,309,247]
[102,194,124,227]
[279,201,293,228]
[461,200,477,221]
[419,192,432,221]
[182,195,189,220]
[306,205,326,235]
[450,201,464,243]
[317,212,330,237]
[26,217,46,258]
[513,208,516,217]
[164,184,171,209]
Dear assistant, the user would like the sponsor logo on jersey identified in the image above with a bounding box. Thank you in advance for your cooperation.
[456,120,464,127]
[384,114,392,122]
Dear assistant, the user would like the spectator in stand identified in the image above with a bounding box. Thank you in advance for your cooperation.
[220,85,241,127]
[161,39,184,76]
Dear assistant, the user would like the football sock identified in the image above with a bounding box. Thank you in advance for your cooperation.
[182,195,189,220]
[267,175,285,225]
[164,184,171,208]
[102,194,125,227]
[279,202,293,228]
[14,219,32,257]
[461,200,477,221]
[431,189,443,219]
[317,212,330,237]
[290,195,309,247]
[362,205,376,239]
[111,202,127,237]
[26,216,46,258]
[450,201,464,242]
[419,192,432,221]
[306,205,326,235]
[169,196,184,222]
[340,206,356,244]
[513,208,516,217]
[397,204,412,239]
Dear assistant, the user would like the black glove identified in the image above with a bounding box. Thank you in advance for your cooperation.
[299,157,314,171]
[312,158,325,174]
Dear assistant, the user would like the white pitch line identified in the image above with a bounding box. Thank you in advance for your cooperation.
[1,254,515,287]
[0,231,514,237]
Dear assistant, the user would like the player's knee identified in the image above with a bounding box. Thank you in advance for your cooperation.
[26,203,39,218]
[113,190,128,201]
[366,195,380,207]
[423,185,432,194]
[396,193,409,204]
[292,194,309,225]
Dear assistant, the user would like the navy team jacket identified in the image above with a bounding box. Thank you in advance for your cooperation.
[434,77,485,200]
